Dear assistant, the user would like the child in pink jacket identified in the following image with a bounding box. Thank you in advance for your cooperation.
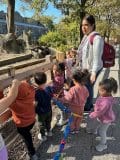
[89,77,118,152]
[59,69,89,133]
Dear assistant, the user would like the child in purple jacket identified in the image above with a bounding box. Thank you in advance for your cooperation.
[89,77,118,152]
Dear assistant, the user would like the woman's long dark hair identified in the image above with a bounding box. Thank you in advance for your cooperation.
[83,14,96,31]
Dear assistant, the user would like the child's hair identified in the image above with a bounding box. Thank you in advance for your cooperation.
[34,72,47,85]
[99,77,118,94]
[59,62,65,72]
[64,77,74,91]
[72,69,90,84]
[51,62,65,80]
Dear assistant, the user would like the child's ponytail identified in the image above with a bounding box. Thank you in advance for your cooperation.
[109,77,118,94]
[99,77,118,94]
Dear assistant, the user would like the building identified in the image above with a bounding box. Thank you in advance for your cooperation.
[0,11,48,40]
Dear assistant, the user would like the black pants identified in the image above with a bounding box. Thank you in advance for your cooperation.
[84,69,102,111]
[17,122,35,156]
[38,111,52,137]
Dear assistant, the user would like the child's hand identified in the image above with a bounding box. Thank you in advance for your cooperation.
[89,112,95,119]
[53,94,59,99]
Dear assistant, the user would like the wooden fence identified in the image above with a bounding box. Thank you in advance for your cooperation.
[0,55,55,123]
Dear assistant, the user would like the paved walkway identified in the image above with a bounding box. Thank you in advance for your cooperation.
[36,57,120,160]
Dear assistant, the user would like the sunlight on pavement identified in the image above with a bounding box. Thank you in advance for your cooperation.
[47,144,71,153]
[95,136,116,141]
[92,154,120,160]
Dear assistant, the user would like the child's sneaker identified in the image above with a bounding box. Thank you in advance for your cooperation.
[95,144,107,152]
[38,133,47,142]
[70,130,75,134]
[31,154,39,160]
[56,121,63,126]
[47,131,53,137]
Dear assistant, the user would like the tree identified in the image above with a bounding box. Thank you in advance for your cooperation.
[49,0,96,40]
[88,0,120,42]
[27,0,96,41]
[6,0,15,33]
[39,31,67,51]
[33,15,55,31]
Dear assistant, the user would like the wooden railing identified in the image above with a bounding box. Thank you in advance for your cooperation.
[0,55,55,123]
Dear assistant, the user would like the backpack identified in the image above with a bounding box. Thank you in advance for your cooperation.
[90,33,115,68]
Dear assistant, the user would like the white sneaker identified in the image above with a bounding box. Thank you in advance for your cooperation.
[31,154,39,160]
[95,144,107,152]
[38,133,42,140]
[47,131,52,137]
[38,133,47,142]
[56,122,63,126]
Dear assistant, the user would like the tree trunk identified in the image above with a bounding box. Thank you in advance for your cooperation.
[7,0,15,34]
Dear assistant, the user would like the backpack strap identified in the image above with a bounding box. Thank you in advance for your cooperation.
[89,33,100,45]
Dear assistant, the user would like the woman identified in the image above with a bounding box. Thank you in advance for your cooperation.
[77,14,104,111]
[0,79,20,160]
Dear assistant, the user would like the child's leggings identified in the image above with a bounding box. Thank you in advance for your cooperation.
[0,146,8,160]
[98,122,110,145]
[71,116,83,131]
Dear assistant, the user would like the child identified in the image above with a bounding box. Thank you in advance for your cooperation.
[0,79,20,160]
[89,77,118,152]
[34,72,53,142]
[64,50,74,80]
[9,80,38,160]
[51,62,65,126]
[51,62,65,96]
[58,69,89,133]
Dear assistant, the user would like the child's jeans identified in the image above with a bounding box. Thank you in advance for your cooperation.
[0,146,8,160]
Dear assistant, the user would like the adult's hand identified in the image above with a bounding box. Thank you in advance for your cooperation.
[0,79,20,113]
[12,79,20,86]
[90,73,96,84]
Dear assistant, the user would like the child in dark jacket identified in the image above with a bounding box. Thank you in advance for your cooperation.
[34,72,53,142]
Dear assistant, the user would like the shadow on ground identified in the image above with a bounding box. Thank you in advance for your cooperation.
[36,97,120,160]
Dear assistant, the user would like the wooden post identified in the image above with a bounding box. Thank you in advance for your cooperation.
[8,65,15,78]
[45,55,53,63]
[45,55,53,83]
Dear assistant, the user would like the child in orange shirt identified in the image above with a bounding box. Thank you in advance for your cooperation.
[9,80,38,160]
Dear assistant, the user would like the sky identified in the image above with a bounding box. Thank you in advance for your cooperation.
[0,1,62,23]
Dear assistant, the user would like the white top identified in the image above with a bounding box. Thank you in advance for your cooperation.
[77,31,104,73]
[0,133,5,151]
[65,58,74,78]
